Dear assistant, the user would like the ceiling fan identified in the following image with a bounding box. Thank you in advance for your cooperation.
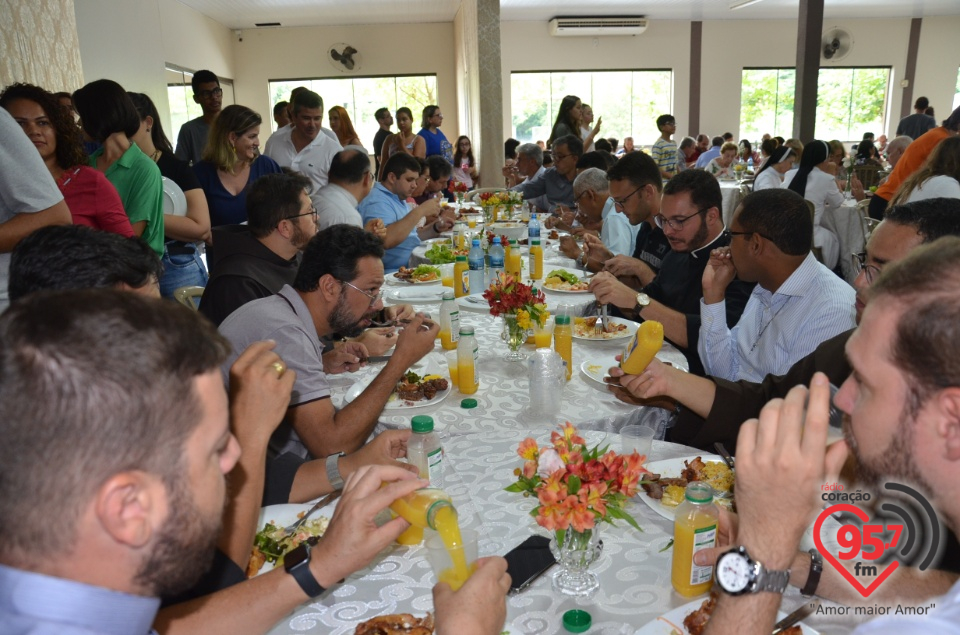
[329,44,360,72]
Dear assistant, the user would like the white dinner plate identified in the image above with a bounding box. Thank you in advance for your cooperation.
[634,597,818,634]
[580,347,688,388]
[161,177,187,217]
[542,267,591,294]
[636,455,725,521]
[385,286,449,303]
[392,271,442,285]
[253,499,339,575]
[423,237,453,246]
[573,316,639,341]
[456,293,492,313]
[343,356,450,410]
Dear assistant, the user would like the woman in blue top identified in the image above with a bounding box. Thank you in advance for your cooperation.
[193,105,281,226]
[417,105,453,165]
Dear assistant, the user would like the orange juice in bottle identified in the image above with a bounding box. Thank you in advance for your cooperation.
[457,326,479,394]
[620,320,664,374]
[392,487,451,546]
[453,255,469,298]
[554,315,573,381]
[506,239,521,278]
[439,292,459,350]
[529,238,543,280]
[671,482,719,596]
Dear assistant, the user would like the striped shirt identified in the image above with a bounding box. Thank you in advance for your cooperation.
[651,138,678,175]
[698,253,856,382]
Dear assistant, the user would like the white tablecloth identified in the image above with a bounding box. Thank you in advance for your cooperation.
[264,430,853,635]
[719,180,743,227]
[822,199,866,283]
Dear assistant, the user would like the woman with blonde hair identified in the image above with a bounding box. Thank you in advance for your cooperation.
[890,136,960,205]
[328,105,363,148]
[705,142,739,179]
[193,104,282,226]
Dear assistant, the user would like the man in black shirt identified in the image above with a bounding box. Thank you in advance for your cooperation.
[590,170,754,375]
[372,107,393,175]
[896,96,938,140]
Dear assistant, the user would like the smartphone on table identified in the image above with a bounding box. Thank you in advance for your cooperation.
[504,535,557,594]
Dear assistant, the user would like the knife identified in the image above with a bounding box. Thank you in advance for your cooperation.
[359,355,393,363]
[713,442,735,470]
[772,599,819,634]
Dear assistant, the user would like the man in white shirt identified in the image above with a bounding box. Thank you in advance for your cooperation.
[559,168,639,264]
[699,188,855,382]
[698,236,960,635]
[314,148,376,231]
[263,89,342,195]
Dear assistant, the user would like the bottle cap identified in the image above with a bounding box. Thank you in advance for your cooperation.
[472,238,480,246]
[509,239,518,245]
[493,236,502,244]
[685,481,715,503]
[442,291,454,301]
[411,415,434,433]
[456,254,467,261]
[555,315,571,325]
[562,610,592,633]
[460,398,478,409]
[459,326,475,336]
[532,238,540,245]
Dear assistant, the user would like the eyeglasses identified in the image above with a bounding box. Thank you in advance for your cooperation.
[612,186,643,210]
[851,252,882,284]
[195,87,223,99]
[654,208,709,231]
[284,207,318,224]
[553,152,574,162]
[340,280,384,307]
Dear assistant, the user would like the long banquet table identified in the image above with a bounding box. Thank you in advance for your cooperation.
[264,429,853,635]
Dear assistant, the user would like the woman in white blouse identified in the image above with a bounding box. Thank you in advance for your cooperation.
[782,139,842,268]
[890,136,960,205]
[751,146,795,191]
[705,142,739,179]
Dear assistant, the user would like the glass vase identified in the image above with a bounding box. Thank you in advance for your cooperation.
[550,524,603,597]
[482,205,494,225]
[500,314,528,362]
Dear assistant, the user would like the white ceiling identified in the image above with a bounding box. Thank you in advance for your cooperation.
[178,0,960,29]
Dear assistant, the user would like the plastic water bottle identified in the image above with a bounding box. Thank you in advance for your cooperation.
[468,238,485,295]
[489,237,505,283]
[747,157,754,172]
[528,348,564,420]
[528,213,540,240]
[407,415,444,488]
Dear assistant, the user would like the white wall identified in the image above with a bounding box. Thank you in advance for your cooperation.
[913,16,960,120]
[230,23,459,141]
[74,0,233,132]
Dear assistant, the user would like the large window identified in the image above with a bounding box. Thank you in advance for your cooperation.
[510,70,672,146]
[954,66,960,112]
[165,65,234,147]
[740,67,890,142]
[269,75,438,149]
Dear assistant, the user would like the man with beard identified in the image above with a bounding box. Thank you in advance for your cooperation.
[589,169,754,376]
[0,291,511,635]
[696,238,960,633]
[610,198,960,451]
[219,224,439,460]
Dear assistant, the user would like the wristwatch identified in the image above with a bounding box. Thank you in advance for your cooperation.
[800,548,823,597]
[325,452,346,491]
[716,546,791,596]
[634,292,651,314]
[284,542,326,598]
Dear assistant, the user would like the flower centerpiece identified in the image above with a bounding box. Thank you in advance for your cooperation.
[477,191,504,223]
[483,274,548,361]
[506,422,648,596]
[448,180,469,206]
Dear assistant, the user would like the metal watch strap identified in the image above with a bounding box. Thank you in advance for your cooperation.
[286,544,326,598]
[755,564,791,594]
[800,548,823,596]
[325,452,345,491]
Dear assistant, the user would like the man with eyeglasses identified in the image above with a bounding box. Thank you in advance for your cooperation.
[696,188,855,382]
[175,70,222,166]
[590,169,754,376]
[511,134,580,214]
[608,198,960,454]
[559,168,638,263]
[219,224,440,463]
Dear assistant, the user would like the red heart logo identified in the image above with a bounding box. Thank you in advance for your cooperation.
[814,503,900,598]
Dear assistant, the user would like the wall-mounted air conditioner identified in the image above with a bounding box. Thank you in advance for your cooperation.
[548,16,649,37]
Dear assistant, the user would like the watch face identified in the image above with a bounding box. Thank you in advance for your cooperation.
[284,543,309,571]
[717,552,751,593]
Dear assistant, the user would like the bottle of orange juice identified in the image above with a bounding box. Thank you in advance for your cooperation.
[506,239,521,279]
[529,238,543,280]
[453,255,469,298]
[554,315,573,381]
[439,292,459,350]
[620,320,664,374]
[392,487,453,546]
[672,482,719,597]
[457,326,479,394]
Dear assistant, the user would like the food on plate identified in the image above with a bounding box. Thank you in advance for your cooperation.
[392,371,449,403]
[424,243,456,264]
[395,265,441,283]
[682,592,800,635]
[642,457,734,508]
[543,269,589,291]
[247,517,330,577]
[574,316,628,339]
[354,613,434,635]
[548,229,560,239]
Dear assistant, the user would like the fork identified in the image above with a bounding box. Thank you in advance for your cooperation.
[283,491,340,534]
[594,304,604,337]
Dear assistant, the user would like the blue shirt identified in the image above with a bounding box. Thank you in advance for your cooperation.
[599,197,640,257]
[0,564,160,635]
[417,128,453,164]
[193,155,283,227]
[511,167,575,212]
[695,146,721,169]
[359,182,421,272]
[698,252,856,382]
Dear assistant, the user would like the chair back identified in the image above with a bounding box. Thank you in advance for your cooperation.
[853,165,883,189]
[173,286,204,311]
